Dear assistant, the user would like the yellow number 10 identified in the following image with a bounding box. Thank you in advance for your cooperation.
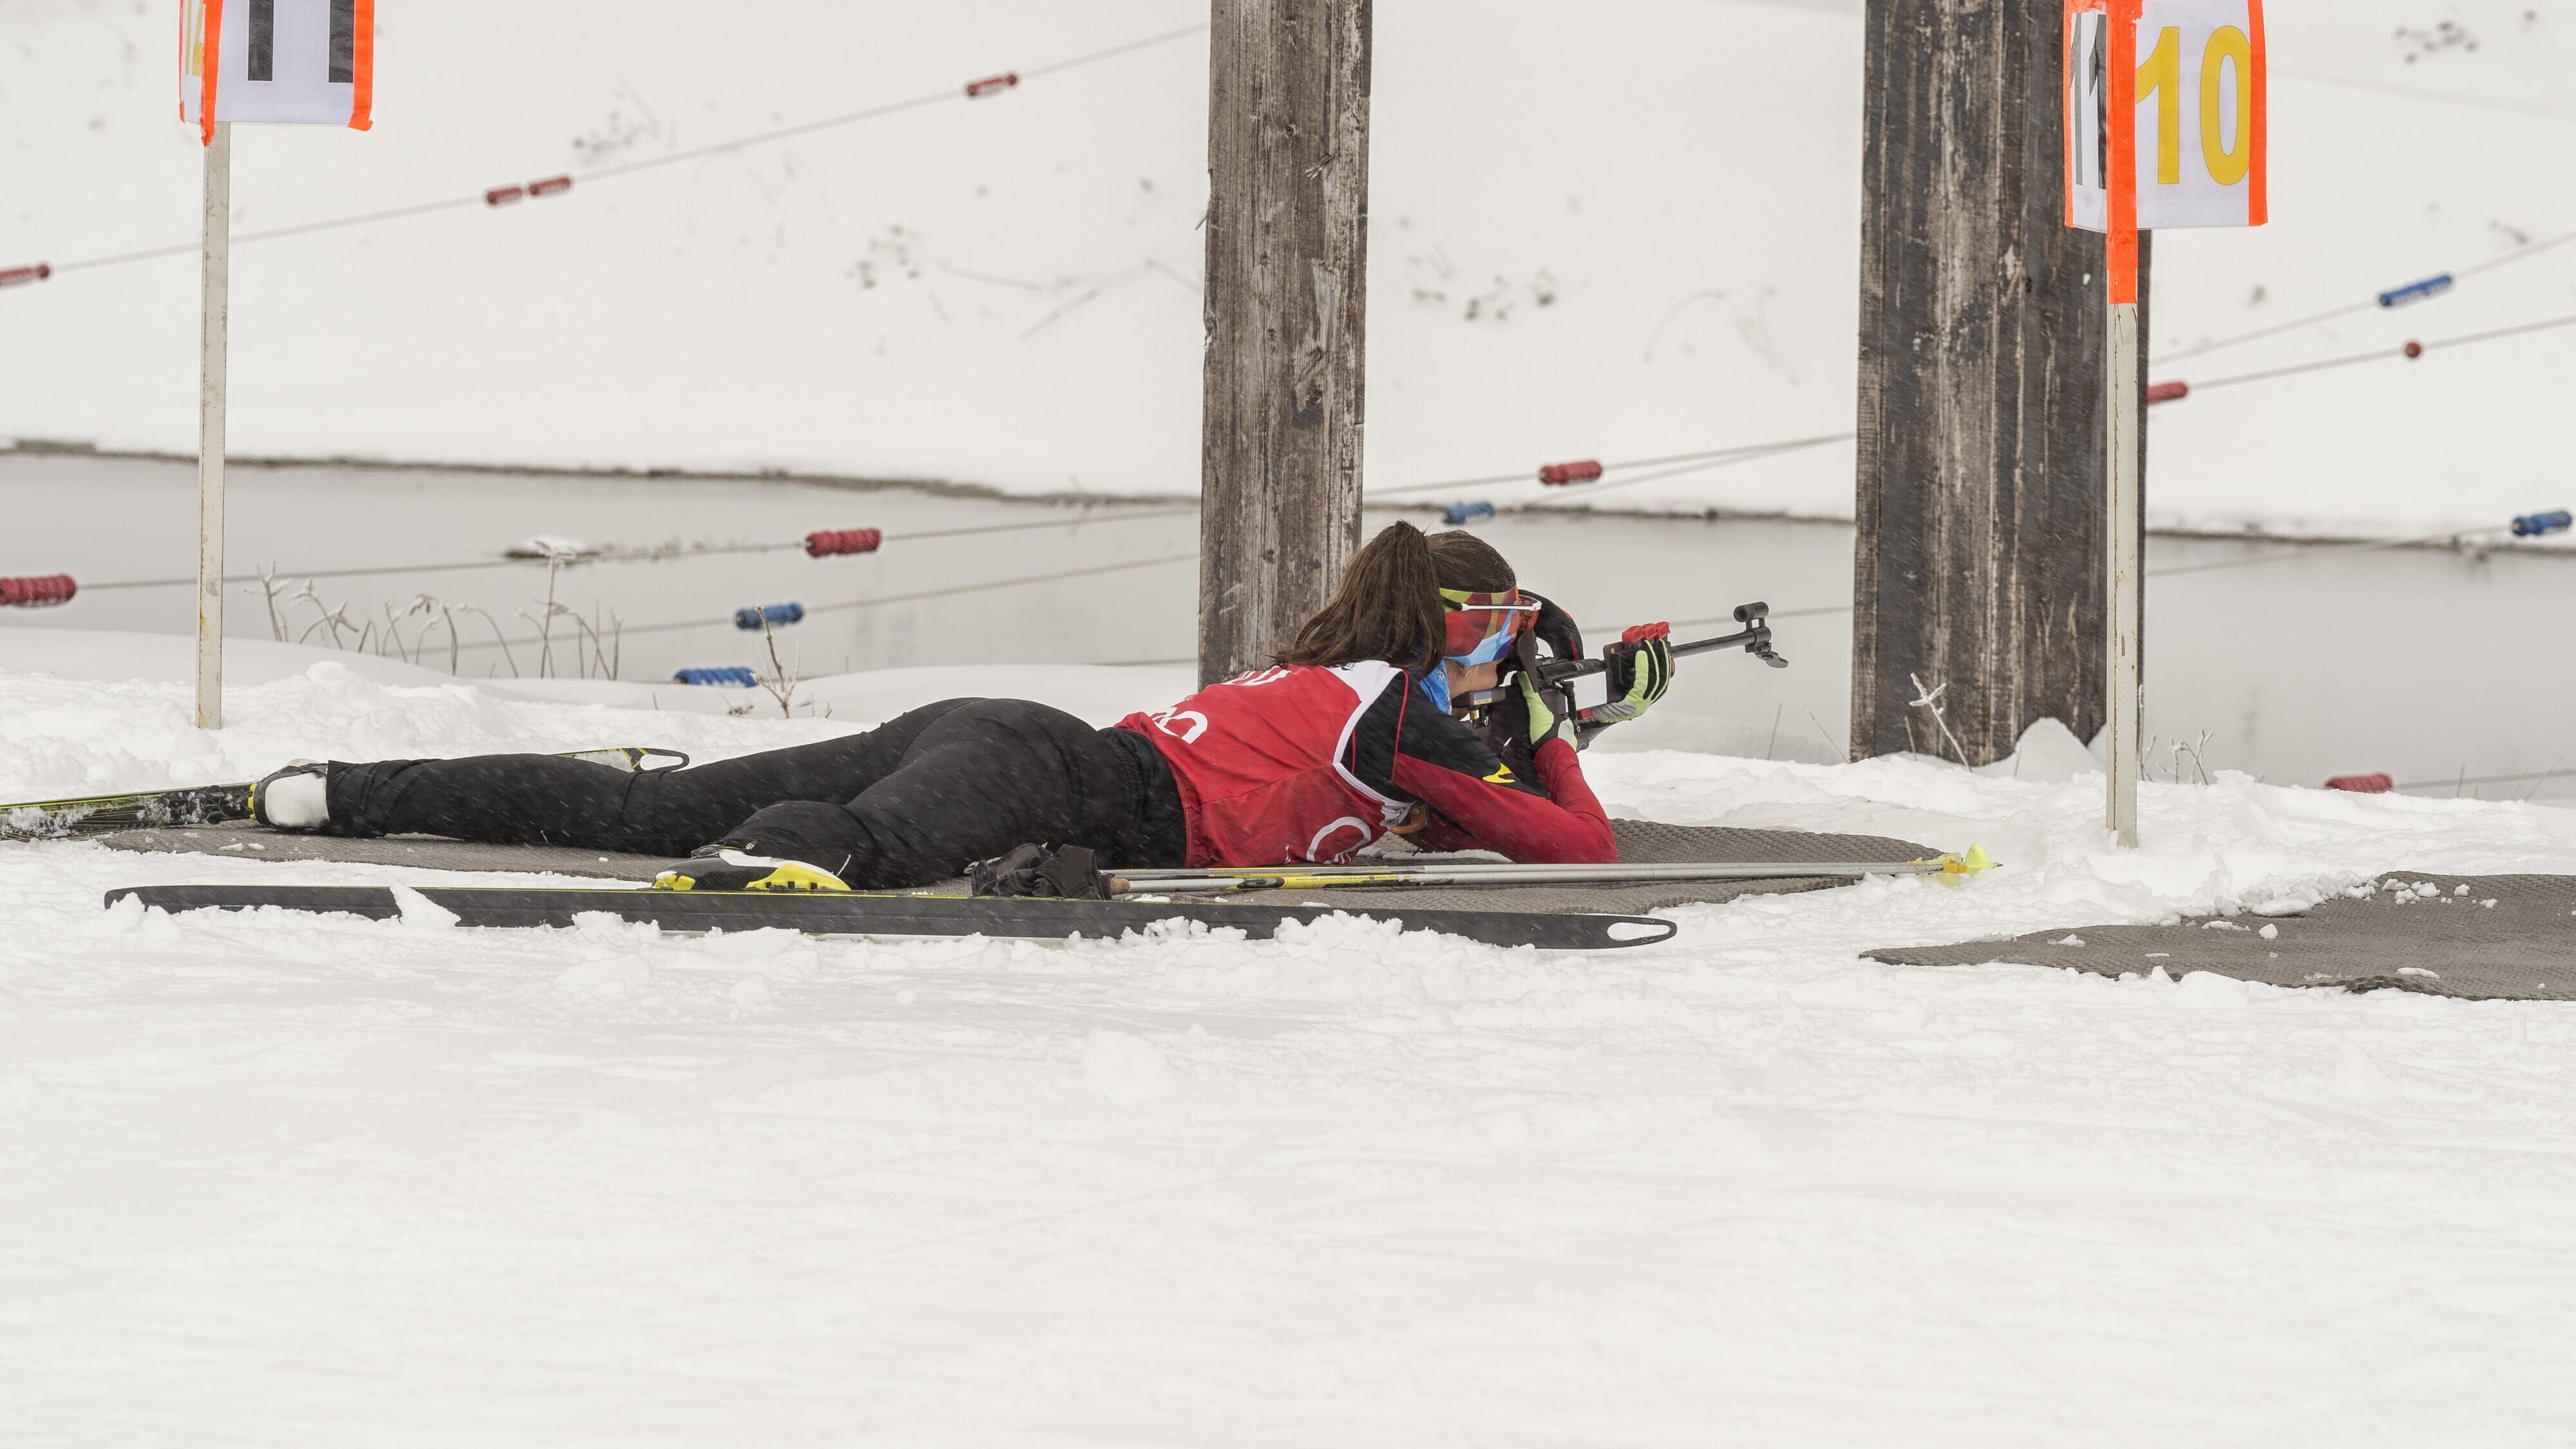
[2200,26,2254,185]
[2135,24,2255,187]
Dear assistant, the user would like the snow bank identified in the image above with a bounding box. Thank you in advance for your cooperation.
[10,659,2576,1441]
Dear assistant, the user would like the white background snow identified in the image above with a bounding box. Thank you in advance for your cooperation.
[8,2,2576,1439]
[2,0,2573,533]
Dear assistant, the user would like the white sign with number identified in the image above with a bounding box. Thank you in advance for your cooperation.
[180,0,375,140]
[2065,0,2266,231]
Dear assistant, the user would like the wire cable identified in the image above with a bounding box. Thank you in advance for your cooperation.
[1362,433,1853,500]
[64,430,1852,594]
[1519,435,1853,505]
[1663,518,2555,625]
[37,23,1210,278]
[2145,525,2513,579]
[2159,222,2576,364]
[50,298,2572,597]
[2389,766,2576,793]
[2181,310,2576,393]
[449,550,1198,653]
[73,504,1202,592]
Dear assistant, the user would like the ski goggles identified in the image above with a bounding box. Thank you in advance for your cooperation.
[1439,587,1538,667]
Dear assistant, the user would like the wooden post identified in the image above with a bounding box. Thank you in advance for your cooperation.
[1851,0,2148,764]
[197,121,232,731]
[1198,0,1373,685]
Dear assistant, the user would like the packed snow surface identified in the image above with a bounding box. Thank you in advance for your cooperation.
[5,0,2574,534]
[8,654,2576,1442]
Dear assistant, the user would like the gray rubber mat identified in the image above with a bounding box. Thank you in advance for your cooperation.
[1868,873,2576,1001]
[93,819,1940,914]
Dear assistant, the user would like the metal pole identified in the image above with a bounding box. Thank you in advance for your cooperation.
[196,122,231,730]
[1113,859,1953,891]
[2105,299,2141,846]
[2102,0,2143,846]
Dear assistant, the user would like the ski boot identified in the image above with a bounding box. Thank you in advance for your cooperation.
[250,762,331,831]
[653,848,851,893]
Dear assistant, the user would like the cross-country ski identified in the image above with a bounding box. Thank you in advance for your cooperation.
[0,746,687,840]
[104,883,1682,951]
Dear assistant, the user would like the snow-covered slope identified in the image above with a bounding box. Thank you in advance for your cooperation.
[8,654,2576,1441]
[2,0,2571,533]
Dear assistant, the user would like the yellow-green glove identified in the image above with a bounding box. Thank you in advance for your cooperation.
[1515,667,1568,747]
[1591,631,1675,726]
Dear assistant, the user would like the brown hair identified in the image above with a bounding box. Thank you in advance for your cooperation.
[1425,529,1515,593]
[1275,524,1517,670]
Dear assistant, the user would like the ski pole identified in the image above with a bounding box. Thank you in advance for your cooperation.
[1107,848,1992,895]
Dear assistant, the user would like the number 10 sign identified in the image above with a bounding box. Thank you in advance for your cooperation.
[2065,0,2267,232]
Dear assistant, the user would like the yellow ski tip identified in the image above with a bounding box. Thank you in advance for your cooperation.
[1911,843,1998,886]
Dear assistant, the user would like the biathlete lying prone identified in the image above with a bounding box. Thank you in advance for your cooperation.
[246,522,1678,891]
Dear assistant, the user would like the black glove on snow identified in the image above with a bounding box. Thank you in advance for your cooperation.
[969,843,1113,899]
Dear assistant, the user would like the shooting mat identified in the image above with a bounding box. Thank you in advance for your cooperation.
[92,818,1938,916]
[1869,873,2576,1002]
[93,825,2572,997]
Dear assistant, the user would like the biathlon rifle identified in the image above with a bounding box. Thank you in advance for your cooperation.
[1454,600,1788,724]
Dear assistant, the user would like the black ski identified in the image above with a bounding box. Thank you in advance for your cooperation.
[2,747,688,842]
[102,884,1679,951]
[4,783,254,840]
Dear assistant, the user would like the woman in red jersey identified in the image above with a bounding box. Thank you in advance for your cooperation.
[248,523,1674,890]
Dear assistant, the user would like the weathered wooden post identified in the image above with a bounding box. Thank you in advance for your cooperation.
[1850,0,2148,764]
[1197,0,1373,685]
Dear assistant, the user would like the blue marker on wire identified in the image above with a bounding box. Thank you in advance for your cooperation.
[733,601,806,630]
[2376,274,2454,308]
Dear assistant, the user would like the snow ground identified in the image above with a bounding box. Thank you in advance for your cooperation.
[9,655,2576,1442]
[5,1,2575,535]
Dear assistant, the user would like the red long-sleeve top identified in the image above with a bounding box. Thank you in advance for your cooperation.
[1117,661,1616,867]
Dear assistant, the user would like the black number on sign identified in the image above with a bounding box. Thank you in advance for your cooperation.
[330,0,355,83]
[2088,19,2108,187]
[247,0,274,82]
[246,0,355,85]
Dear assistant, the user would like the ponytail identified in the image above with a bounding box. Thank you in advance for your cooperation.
[1275,522,1519,671]
[1276,522,1448,670]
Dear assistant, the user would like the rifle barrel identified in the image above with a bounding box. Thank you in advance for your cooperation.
[1533,622,1770,685]
[1449,600,1781,714]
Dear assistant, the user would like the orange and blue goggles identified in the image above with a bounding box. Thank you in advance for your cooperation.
[1439,587,1538,667]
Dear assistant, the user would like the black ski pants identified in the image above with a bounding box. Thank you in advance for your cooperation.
[319,698,1186,888]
